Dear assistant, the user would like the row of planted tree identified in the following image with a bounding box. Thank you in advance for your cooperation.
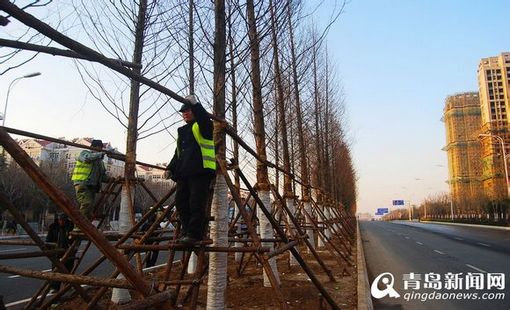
[383,193,510,224]
[0,0,356,309]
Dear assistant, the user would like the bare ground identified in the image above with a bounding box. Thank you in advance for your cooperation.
[58,244,357,309]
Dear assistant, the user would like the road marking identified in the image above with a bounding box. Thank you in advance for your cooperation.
[404,236,410,239]
[454,237,463,241]
[142,263,166,272]
[8,268,51,279]
[416,242,423,245]
[433,250,445,255]
[466,264,487,273]
[0,247,26,253]
[477,242,490,247]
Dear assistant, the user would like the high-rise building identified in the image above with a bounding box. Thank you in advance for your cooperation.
[443,92,483,209]
[478,52,510,200]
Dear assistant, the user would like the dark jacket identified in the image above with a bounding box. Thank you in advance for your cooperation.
[167,103,214,181]
[46,219,74,249]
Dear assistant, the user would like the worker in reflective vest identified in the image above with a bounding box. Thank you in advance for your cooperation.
[71,139,110,221]
[166,95,216,245]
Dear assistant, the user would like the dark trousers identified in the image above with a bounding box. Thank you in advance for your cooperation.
[175,175,213,240]
[145,248,159,268]
[50,256,75,291]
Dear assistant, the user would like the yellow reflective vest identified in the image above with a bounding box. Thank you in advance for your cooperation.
[191,122,216,170]
[71,160,92,182]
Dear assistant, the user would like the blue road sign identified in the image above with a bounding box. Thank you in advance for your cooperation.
[377,208,389,214]
[392,200,405,206]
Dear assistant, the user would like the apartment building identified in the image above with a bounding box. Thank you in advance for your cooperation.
[443,92,483,208]
[136,163,171,183]
[16,137,124,178]
[478,52,510,200]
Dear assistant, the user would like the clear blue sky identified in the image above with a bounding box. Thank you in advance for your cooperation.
[1,1,509,215]
[318,0,510,214]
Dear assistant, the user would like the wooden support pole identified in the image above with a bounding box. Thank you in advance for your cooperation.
[270,185,337,282]
[267,240,299,259]
[117,244,269,253]
[0,265,133,289]
[0,192,90,302]
[217,160,288,309]
[0,249,65,260]
[236,167,340,310]
[117,290,176,310]
[0,127,152,297]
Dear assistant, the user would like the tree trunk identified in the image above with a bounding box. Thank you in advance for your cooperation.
[246,0,279,286]
[269,0,297,266]
[206,0,228,308]
[112,0,147,304]
[227,5,242,262]
[286,0,314,250]
[187,0,198,275]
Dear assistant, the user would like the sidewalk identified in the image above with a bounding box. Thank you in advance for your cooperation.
[0,233,46,240]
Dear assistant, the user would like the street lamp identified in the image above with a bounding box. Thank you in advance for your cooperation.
[2,72,42,127]
[478,133,510,198]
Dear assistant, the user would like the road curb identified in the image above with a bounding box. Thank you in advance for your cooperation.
[357,221,374,310]
[416,220,510,231]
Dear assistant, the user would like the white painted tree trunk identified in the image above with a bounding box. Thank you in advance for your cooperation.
[286,198,298,266]
[234,201,242,262]
[324,206,331,240]
[206,175,229,309]
[111,185,132,304]
[304,201,315,253]
[188,252,197,273]
[258,190,280,287]
[317,203,325,248]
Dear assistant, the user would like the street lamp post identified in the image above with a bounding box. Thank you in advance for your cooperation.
[478,133,510,198]
[2,72,42,127]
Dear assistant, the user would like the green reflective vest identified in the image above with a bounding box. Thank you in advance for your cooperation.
[190,122,216,170]
[71,160,92,182]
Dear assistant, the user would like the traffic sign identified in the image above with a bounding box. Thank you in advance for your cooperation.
[377,208,389,214]
[392,200,405,206]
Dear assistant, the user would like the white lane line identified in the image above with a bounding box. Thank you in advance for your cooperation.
[477,242,490,247]
[454,237,463,241]
[0,247,27,253]
[416,242,423,245]
[8,268,51,279]
[466,264,487,273]
[142,263,166,272]
[433,250,445,255]
[404,236,410,239]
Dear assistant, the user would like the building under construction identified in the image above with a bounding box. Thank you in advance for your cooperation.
[443,92,483,213]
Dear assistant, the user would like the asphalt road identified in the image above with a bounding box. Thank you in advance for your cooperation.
[361,221,510,310]
[0,239,179,308]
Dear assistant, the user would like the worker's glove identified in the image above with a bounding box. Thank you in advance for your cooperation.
[185,94,198,105]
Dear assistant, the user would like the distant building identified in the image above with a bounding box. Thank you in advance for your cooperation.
[16,137,124,178]
[136,163,171,183]
[443,92,483,210]
[477,52,510,200]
